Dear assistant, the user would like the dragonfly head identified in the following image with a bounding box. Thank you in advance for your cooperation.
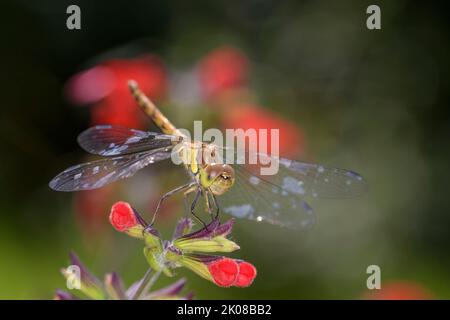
[202,164,235,196]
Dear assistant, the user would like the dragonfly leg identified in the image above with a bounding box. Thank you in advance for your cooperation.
[182,186,198,218]
[190,189,208,230]
[150,182,194,226]
[210,193,220,220]
[205,191,213,221]
[205,191,219,222]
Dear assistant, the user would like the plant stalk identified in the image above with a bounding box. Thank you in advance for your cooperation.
[131,268,153,300]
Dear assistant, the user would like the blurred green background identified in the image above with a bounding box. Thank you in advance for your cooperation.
[0,0,449,299]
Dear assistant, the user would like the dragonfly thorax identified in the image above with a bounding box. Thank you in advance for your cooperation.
[200,164,235,196]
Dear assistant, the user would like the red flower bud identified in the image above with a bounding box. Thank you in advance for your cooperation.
[207,258,239,287]
[234,261,257,287]
[109,201,138,232]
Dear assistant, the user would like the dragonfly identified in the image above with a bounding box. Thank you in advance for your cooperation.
[49,80,367,229]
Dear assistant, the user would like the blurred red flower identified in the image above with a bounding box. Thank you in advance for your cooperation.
[74,185,116,234]
[198,46,249,101]
[65,55,168,129]
[146,193,178,224]
[67,56,168,232]
[364,281,432,300]
[221,104,305,158]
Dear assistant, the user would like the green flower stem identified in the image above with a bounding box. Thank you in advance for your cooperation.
[132,268,153,300]
[140,270,162,299]
[132,268,162,300]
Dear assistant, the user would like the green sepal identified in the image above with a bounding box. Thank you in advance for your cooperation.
[124,225,145,239]
[177,255,214,282]
[173,235,240,253]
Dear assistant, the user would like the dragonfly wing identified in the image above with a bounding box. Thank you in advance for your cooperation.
[49,148,173,191]
[218,165,316,229]
[276,158,367,198]
[214,147,366,228]
[77,125,180,156]
[221,148,367,198]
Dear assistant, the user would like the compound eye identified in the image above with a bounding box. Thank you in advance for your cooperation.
[205,165,221,180]
[221,165,235,179]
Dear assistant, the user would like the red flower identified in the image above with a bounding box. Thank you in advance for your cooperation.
[109,201,139,232]
[206,258,257,288]
[234,261,257,288]
[207,258,239,287]
[90,93,146,129]
[65,55,168,129]
[64,66,116,105]
[198,46,249,101]
[74,185,116,234]
[222,104,305,158]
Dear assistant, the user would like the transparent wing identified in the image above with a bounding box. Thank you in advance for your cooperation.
[276,158,367,198]
[212,147,366,228]
[218,165,315,229]
[219,148,367,199]
[49,147,173,191]
[77,125,180,156]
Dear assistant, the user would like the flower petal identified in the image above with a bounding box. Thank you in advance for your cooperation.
[61,252,105,300]
[145,278,187,299]
[54,289,78,300]
[207,258,239,287]
[104,272,127,300]
[109,201,147,238]
[178,219,221,240]
[173,217,194,239]
[234,261,257,287]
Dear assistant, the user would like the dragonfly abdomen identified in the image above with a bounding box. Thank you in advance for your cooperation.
[128,80,182,136]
